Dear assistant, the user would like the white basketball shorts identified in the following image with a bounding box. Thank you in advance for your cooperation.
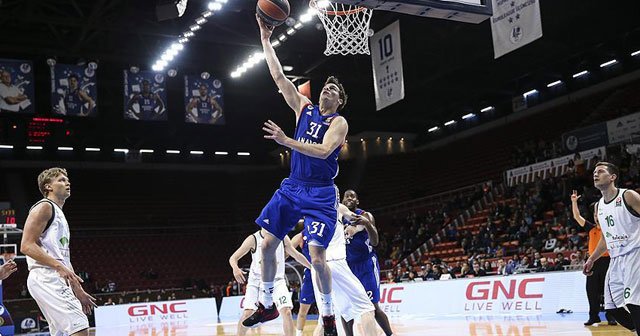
[604,247,640,309]
[242,277,293,311]
[312,258,374,322]
[27,267,89,336]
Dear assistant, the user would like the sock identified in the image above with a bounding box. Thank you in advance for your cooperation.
[296,329,303,336]
[261,282,274,307]
[319,292,333,316]
[627,304,640,333]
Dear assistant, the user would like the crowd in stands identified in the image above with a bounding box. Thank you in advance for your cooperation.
[382,143,640,283]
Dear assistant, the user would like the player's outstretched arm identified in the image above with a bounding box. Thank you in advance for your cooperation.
[283,236,312,269]
[228,235,255,284]
[256,15,310,119]
[0,260,17,280]
[263,117,348,159]
[623,189,640,215]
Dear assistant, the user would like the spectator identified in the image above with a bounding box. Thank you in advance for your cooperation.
[496,259,509,275]
[554,253,569,271]
[406,271,417,282]
[537,258,553,272]
[568,228,582,246]
[104,297,115,306]
[439,266,455,280]
[466,262,486,277]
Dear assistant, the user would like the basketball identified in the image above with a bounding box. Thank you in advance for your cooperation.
[256,0,290,27]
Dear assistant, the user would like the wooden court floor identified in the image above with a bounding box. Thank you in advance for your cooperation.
[89,314,637,336]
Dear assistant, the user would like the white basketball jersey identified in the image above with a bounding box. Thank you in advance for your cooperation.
[26,199,72,271]
[597,188,640,258]
[325,220,347,261]
[249,231,286,281]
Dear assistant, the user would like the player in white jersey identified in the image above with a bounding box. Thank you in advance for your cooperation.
[311,204,377,336]
[20,168,96,336]
[584,162,640,334]
[229,229,311,336]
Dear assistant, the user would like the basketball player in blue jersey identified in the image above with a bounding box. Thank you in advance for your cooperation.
[126,80,165,120]
[243,15,350,336]
[341,190,394,336]
[63,74,94,116]
[186,83,224,124]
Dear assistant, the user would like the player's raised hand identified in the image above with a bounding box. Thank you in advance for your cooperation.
[0,260,17,280]
[570,190,582,203]
[233,267,247,284]
[256,14,274,41]
[263,120,288,145]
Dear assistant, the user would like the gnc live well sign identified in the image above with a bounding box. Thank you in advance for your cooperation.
[95,298,217,327]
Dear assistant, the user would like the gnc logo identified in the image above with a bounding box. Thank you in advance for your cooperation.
[379,286,404,304]
[466,278,544,300]
[128,302,187,316]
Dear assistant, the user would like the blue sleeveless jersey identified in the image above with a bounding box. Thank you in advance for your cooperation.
[345,208,377,263]
[65,89,83,115]
[139,93,159,119]
[197,96,214,121]
[290,104,341,185]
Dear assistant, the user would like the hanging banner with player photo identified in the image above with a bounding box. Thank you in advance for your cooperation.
[370,21,405,111]
[0,58,34,114]
[184,74,224,125]
[123,70,167,121]
[50,63,98,117]
[490,0,543,59]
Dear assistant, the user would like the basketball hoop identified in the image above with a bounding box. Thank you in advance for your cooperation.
[309,0,373,56]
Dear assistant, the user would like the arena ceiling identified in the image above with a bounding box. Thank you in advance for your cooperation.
[1,0,640,151]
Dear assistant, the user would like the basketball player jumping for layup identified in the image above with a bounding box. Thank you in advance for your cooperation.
[243,15,350,336]
[584,162,640,334]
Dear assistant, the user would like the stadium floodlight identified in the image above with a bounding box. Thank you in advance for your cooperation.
[600,59,617,68]
[114,148,129,154]
[208,2,222,11]
[171,43,184,51]
[57,147,73,151]
[230,71,240,78]
[139,149,154,154]
[189,24,201,32]
[202,10,213,18]
[428,126,439,133]
[287,28,296,35]
[214,151,228,155]
[0,145,14,149]
[461,113,475,120]
[444,120,456,126]
[572,70,589,78]
[184,31,195,37]
[632,50,640,57]
[283,65,293,72]
[523,89,538,97]
[238,152,251,156]
[178,37,189,44]
[272,40,281,48]
[294,22,303,29]
[480,106,494,113]
[195,17,207,25]
[166,150,180,154]
[152,64,163,72]
[190,150,204,155]
[85,147,100,152]
[26,146,43,150]
[546,80,563,88]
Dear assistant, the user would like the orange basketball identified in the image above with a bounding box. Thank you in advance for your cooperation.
[256,0,290,27]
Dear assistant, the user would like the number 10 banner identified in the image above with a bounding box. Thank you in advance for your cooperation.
[370,21,404,111]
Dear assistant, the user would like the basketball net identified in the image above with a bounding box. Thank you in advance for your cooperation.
[310,0,373,56]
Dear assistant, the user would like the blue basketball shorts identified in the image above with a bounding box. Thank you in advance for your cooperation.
[256,178,339,248]
[347,255,381,303]
[299,268,316,305]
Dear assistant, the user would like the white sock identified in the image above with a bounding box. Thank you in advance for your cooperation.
[319,292,333,316]
[296,329,304,336]
[261,282,275,307]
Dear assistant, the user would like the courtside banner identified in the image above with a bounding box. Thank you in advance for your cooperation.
[490,0,543,58]
[379,271,587,316]
[95,298,217,327]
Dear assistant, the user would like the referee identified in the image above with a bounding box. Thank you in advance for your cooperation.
[571,190,632,327]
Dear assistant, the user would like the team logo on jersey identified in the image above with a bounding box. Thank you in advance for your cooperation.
[306,111,312,116]
[616,197,622,207]
[59,236,69,247]
[323,116,334,126]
